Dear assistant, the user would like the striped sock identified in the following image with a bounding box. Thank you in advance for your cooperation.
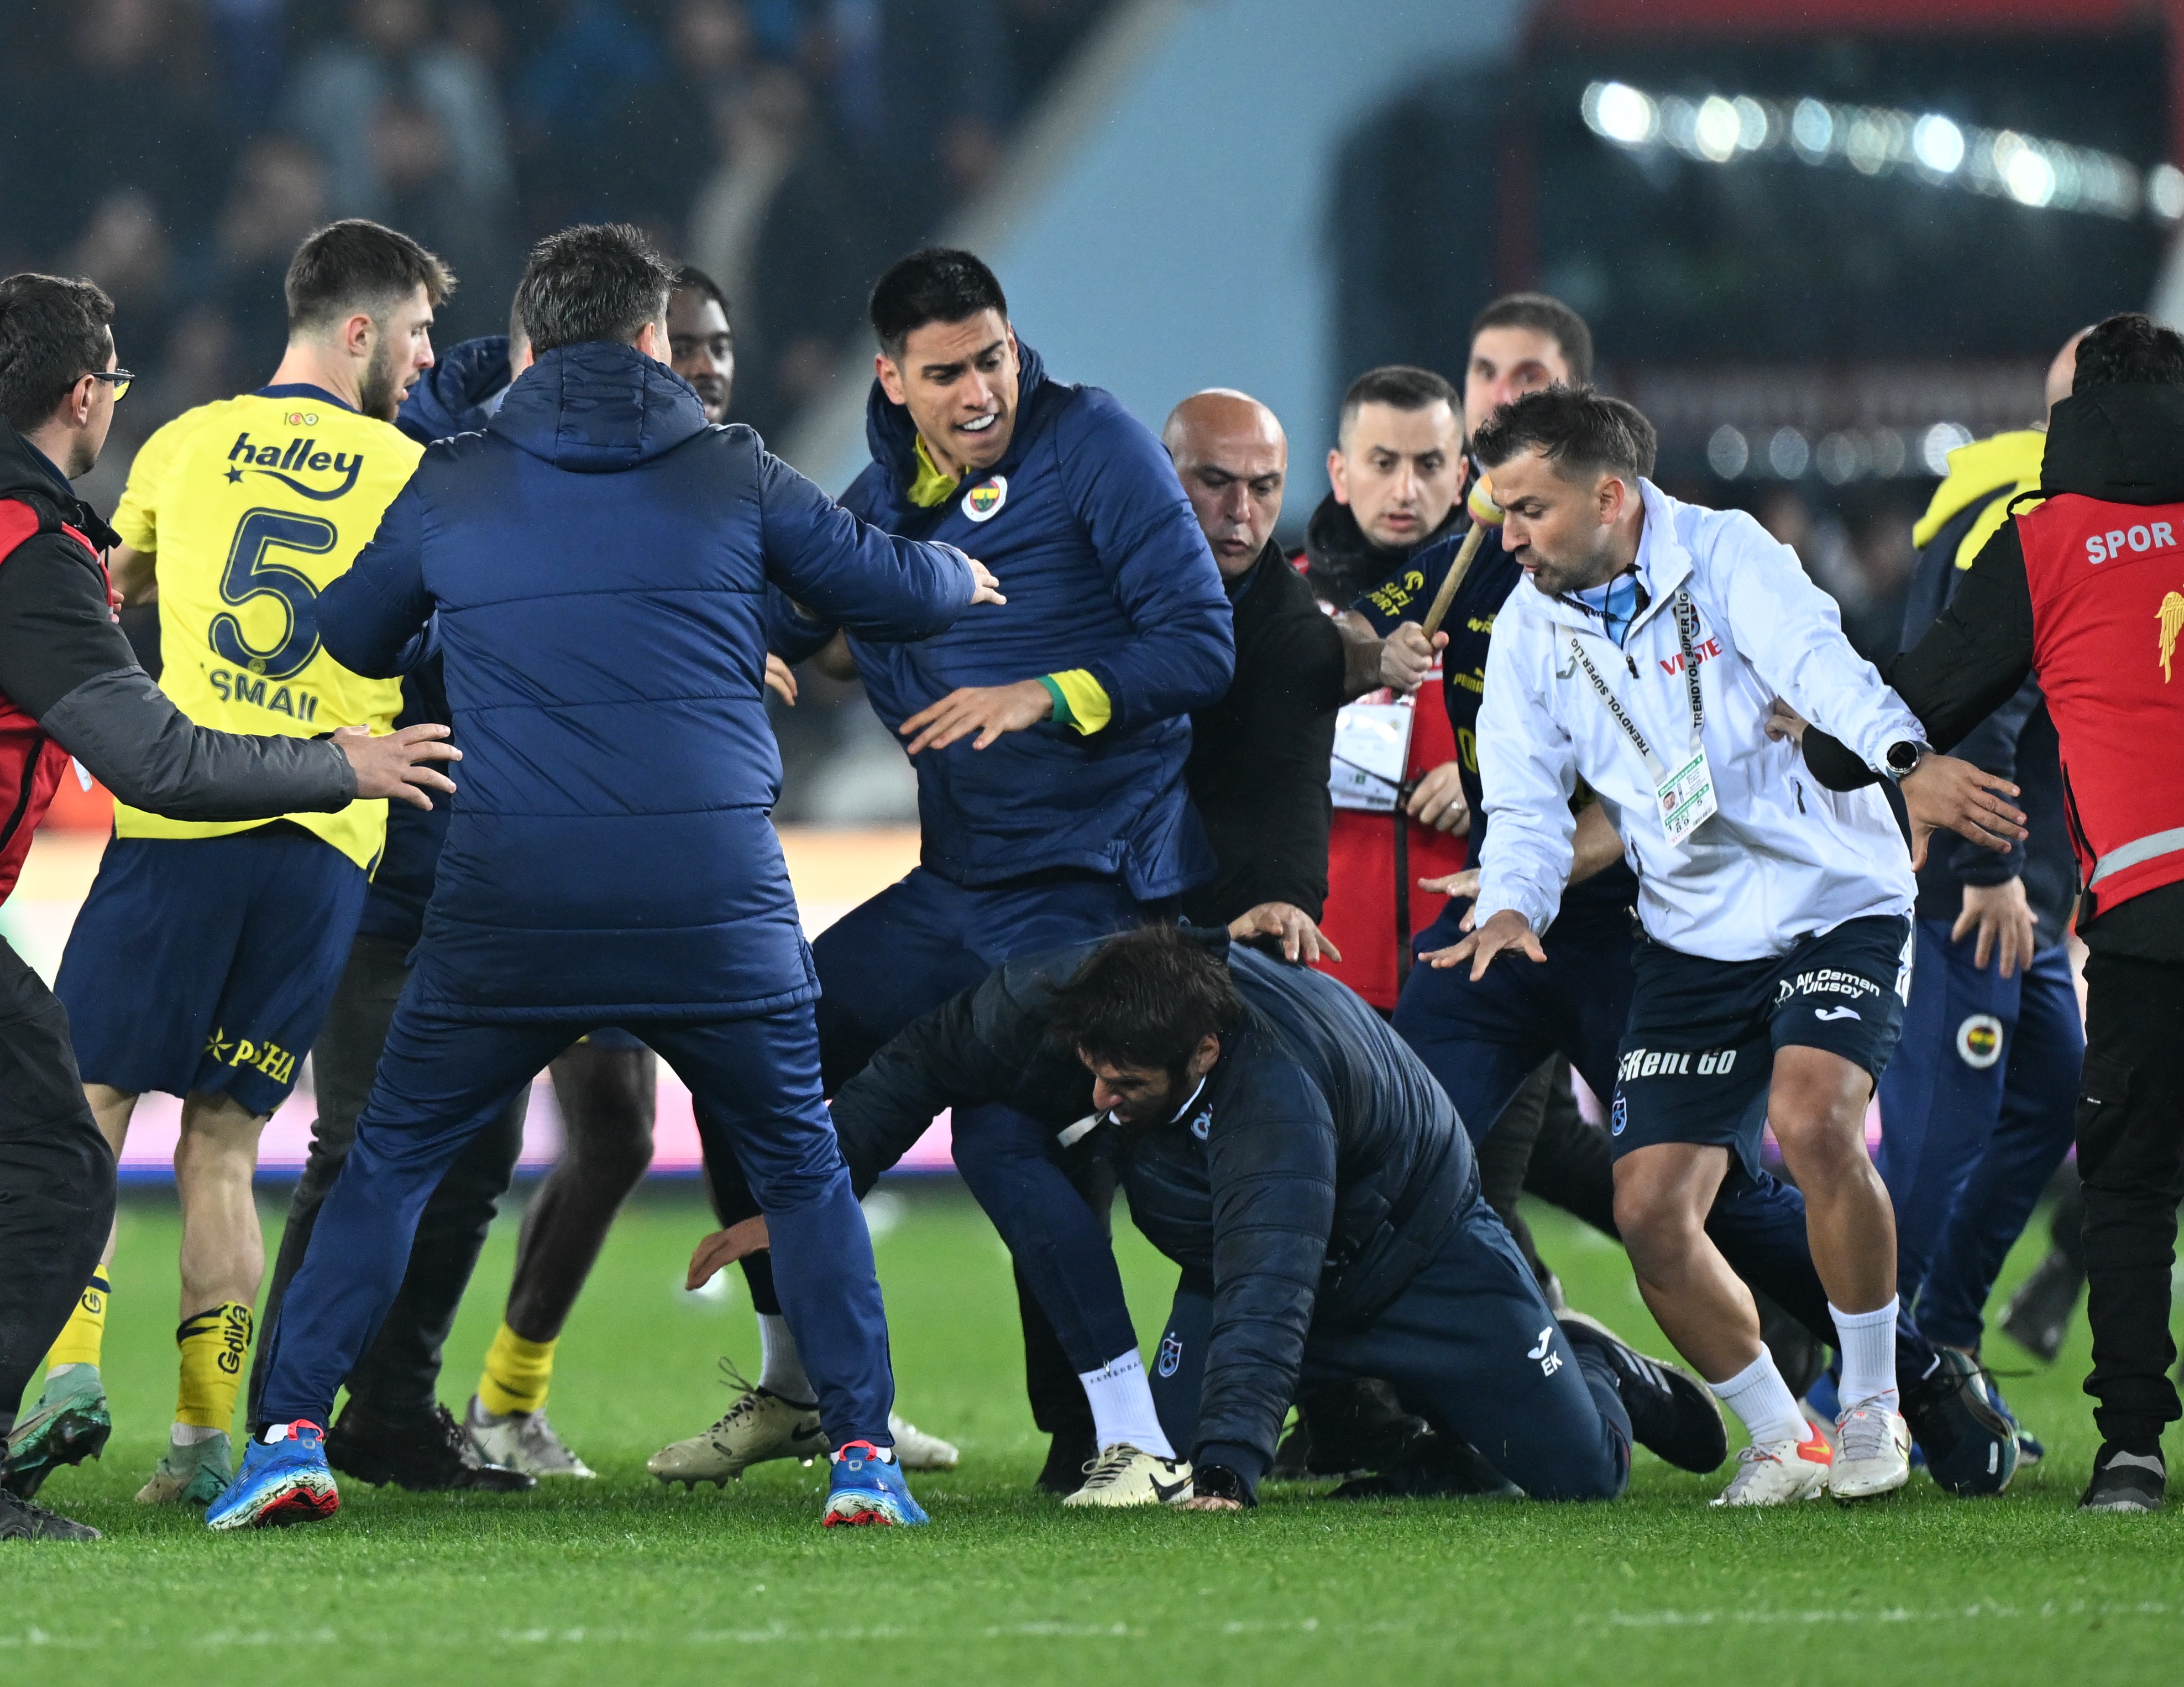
[175,1302,253,1433]
[45,1270,111,1373]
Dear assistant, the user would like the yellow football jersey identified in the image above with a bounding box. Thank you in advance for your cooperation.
[107,386,421,869]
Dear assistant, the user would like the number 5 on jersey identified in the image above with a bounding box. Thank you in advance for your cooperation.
[211,508,336,682]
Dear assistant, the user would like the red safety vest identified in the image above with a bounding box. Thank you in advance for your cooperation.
[2017,490,2184,918]
[0,498,100,905]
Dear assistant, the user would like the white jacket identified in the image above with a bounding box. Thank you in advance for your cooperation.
[1474,480,1920,962]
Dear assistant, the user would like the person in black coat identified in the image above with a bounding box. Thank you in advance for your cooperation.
[1166,390,1352,958]
[813,925,1729,1506]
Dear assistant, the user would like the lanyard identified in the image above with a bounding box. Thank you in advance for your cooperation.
[1568,587,1705,777]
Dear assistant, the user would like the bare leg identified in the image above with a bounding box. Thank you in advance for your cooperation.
[173,1090,270,1315]
[1768,1046,1895,1315]
[1612,1141,1759,1383]
[82,1083,137,1273]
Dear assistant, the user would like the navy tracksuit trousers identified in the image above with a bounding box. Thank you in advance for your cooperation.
[1149,1197,1632,1500]
[258,996,897,1450]
[722,865,1165,1375]
[1877,922,2082,1350]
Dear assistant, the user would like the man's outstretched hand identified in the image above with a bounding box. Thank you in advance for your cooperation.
[961,554,1006,607]
[900,678,1053,754]
[1419,906,1544,981]
[1900,753,2026,869]
[1229,901,1342,963]
[335,722,460,811]
[686,1215,772,1290]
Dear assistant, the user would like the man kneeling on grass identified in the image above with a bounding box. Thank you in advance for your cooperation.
[694,925,1726,1507]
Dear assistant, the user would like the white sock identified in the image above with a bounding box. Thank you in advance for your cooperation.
[171,1422,225,1446]
[1830,1298,1900,1414]
[1708,1346,1809,1448]
[1075,1350,1175,1459]
[757,1313,815,1405]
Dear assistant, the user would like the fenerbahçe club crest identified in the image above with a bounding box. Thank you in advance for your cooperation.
[962,475,1007,522]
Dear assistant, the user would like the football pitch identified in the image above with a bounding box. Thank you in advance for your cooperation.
[8,1183,2182,1686]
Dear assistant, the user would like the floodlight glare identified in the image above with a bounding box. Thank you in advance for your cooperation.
[1912,114,1965,175]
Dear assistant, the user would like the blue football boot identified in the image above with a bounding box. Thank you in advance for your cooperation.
[205,1420,341,1531]
[821,1439,928,1527]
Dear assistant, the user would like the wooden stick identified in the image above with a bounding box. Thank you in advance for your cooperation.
[1420,519,1489,640]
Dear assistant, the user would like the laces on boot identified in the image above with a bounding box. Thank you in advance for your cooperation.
[1075,1445,1143,1492]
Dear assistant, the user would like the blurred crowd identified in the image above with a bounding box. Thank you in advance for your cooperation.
[0,0,1110,511]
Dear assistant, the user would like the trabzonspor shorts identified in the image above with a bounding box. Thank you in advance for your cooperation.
[1607,914,1913,1177]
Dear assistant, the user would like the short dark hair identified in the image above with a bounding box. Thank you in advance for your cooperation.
[869,248,1007,358]
[1337,364,1459,442]
[1041,926,1244,1075]
[1470,293,1594,384]
[1473,384,1657,484]
[2072,311,2184,393]
[672,263,732,329]
[0,273,116,432]
[516,223,677,355]
[285,219,453,336]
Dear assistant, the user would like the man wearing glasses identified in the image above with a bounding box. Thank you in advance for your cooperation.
[0,269,458,1541]
[13,219,456,1515]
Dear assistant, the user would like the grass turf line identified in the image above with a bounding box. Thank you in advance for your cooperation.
[5,1183,2182,1685]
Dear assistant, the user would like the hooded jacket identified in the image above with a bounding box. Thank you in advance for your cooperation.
[1802,383,2184,960]
[774,340,1233,901]
[0,420,353,902]
[826,930,1475,1493]
[317,340,977,1019]
[359,334,518,947]
[1476,480,1921,962]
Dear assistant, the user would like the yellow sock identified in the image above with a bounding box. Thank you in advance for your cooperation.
[478,1321,556,1417]
[174,1302,253,1432]
[45,1270,111,1373]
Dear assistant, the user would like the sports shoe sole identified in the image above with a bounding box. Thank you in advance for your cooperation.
[3,1401,112,1500]
[1829,1466,1911,1503]
[207,1476,340,1531]
[822,1492,920,1527]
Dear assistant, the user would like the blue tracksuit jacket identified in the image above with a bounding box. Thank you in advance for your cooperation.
[317,338,976,1020]
[772,340,1234,900]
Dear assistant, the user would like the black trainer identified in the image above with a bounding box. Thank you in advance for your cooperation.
[0,1485,99,1541]
[324,1399,537,1493]
[2081,1444,2165,1513]
[1292,1377,1432,1477]
[1999,1251,2082,1366]
[1035,1429,1099,1495]
[1329,1430,1521,1501]
[1900,1345,2017,1496]
[1557,1310,1727,1475]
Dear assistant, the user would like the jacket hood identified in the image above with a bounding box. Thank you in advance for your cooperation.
[1913,427,2045,549]
[862,337,1051,510]
[0,419,118,548]
[397,334,512,445]
[1302,492,1460,607]
[2040,384,2184,506]
[490,340,710,473]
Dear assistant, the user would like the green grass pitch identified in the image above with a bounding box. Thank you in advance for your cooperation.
[7,1182,2183,1685]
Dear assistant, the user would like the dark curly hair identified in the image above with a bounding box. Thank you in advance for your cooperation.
[1042,925,1243,1078]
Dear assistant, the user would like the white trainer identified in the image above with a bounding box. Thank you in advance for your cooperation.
[1828,1403,1911,1502]
[886,1412,959,1471]
[1709,1423,1833,1507]
[648,1387,824,1488]
[464,1394,595,1479]
[1060,1443,1193,1508]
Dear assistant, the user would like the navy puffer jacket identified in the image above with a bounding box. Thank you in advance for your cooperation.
[773,340,1233,900]
[827,931,1476,1479]
[320,340,977,1019]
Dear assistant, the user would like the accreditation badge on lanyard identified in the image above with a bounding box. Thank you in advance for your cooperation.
[1568,589,1719,847]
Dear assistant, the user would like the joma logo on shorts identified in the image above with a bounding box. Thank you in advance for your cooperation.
[1618,1047,1739,1082]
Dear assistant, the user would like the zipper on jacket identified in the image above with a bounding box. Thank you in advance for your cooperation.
[1792,778,1806,815]
[0,730,48,863]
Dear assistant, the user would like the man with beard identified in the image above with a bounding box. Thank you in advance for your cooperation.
[38,220,450,1508]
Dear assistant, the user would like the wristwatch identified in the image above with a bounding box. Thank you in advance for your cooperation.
[1191,1464,1256,1506]
[1882,739,1933,782]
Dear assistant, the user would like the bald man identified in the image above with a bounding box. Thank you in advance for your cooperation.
[1165,390,1353,959]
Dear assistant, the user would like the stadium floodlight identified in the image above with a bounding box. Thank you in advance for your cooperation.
[1706,425,1750,479]
[1922,422,1974,476]
[1581,79,2177,222]
[1768,427,1810,480]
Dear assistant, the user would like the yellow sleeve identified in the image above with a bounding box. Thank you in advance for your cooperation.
[1039,669,1113,735]
[109,411,193,552]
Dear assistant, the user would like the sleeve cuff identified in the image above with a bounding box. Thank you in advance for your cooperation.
[1040,669,1113,735]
